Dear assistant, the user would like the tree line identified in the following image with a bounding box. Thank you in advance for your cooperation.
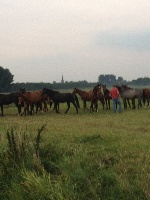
[0,66,150,93]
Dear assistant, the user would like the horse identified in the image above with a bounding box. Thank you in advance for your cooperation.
[41,88,80,114]
[142,88,150,106]
[102,84,112,110]
[72,84,100,112]
[115,85,143,109]
[97,84,105,110]
[0,92,22,116]
[18,90,49,116]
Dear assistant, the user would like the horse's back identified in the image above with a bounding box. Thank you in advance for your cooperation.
[143,88,150,96]
[19,91,39,103]
[0,93,17,105]
[76,90,91,100]
[122,89,142,98]
[52,92,74,103]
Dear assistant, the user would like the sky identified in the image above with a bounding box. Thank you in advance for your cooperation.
[1,0,150,83]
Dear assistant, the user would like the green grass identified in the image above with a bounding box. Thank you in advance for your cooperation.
[0,101,150,199]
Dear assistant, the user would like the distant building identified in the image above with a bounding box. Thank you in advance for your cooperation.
[61,75,64,83]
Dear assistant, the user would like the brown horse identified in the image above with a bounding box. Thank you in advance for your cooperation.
[97,84,105,110]
[72,84,100,112]
[142,88,150,106]
[18,90,48,115]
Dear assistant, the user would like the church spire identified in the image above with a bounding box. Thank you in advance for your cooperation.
[61,74,64,83]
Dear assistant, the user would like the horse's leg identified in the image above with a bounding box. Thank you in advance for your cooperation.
[132,99,136,109]
[102,99,105,110]
[147,97,149,106]
[54,102,59,113]
[108,99,110,110]
[1,105,3,116]
[123,99,127,109]
[138,98,142,108]
[99,98,104,110]
[38,102,42,112]
[127,99,131,108]
[140,98,142,107]
[90,101,94,113]
[64,102,70,114]
[105,99,108,109]
[35,103,39,114]
[49,100,53,108]
[90,102,92,113]
[72,101,78,113]
[95,101,98,112]
[30,104,34,115]
[24,103,28,116]
[84,100,88,111]
[14,102,21,115]
[44,102,48,112]
[83,100,86,111]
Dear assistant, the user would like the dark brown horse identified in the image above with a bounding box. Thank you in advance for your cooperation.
[0,92,22,116]
[102,84,112,110]
[72,84,100,112]
[18,90,48,115]
[143,88,150,106]
[41,88,80,114]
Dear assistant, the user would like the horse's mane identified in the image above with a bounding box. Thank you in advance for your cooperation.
[49,89,60,94]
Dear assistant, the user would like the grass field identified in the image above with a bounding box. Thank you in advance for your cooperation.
[0,101,150,200]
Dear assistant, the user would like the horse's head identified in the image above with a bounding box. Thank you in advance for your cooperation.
[18,93,24,105]
[115,85,124,93]
[102,84,107,91]
[41,88,47,96]
[93,84,101,96]
[122,85,132,90]
[19,88,26,93]
[72,87,77,95]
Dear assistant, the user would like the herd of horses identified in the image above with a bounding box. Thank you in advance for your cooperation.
[0,84,150,116]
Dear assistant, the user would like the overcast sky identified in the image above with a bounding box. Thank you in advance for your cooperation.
[1,0,150,83]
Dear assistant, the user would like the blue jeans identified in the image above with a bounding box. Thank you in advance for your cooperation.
[112,98,122,113]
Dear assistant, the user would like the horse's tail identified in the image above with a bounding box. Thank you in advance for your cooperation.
[74,95,80,109]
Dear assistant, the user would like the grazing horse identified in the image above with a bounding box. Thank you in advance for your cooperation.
[41,88,80,114]
[0,92,22,116]
[116,85,143,109]
[143,88,150,106]
[102,84,112,110]
[72,84,100,112]
[18,90,48,116]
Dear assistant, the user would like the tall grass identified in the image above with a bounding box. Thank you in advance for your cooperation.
[0,102,150,199]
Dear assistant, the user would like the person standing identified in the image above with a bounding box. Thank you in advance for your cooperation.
[110,85,122,113]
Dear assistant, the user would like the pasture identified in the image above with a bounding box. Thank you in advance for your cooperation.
[0,100,150,200]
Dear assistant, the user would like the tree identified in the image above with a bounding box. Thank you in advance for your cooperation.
[0,66,14,92]
[98,74,116,85]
